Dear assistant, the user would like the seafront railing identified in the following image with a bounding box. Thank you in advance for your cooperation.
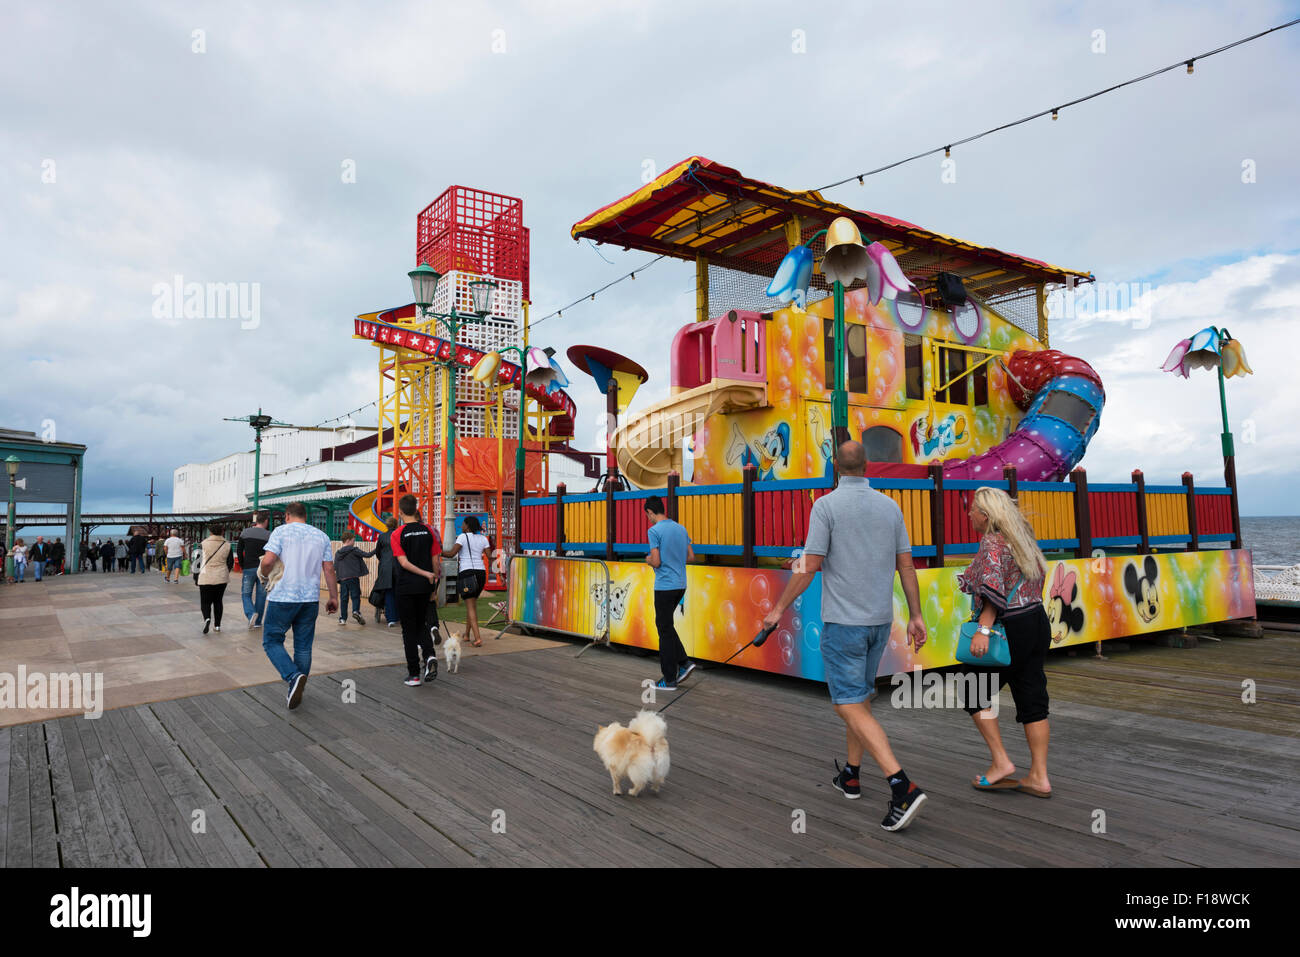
[519,464,1241,566]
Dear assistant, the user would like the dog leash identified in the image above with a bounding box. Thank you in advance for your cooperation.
[655,624,776,715]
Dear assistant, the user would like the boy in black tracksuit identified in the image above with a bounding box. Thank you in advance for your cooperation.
[389,494,441,685]
[333,531,375,626]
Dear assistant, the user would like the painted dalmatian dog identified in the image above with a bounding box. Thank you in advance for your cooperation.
[592,580,632,634]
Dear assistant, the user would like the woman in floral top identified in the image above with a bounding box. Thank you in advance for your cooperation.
[956,486,1053,798]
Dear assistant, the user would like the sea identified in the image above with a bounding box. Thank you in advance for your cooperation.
[1238,516,1300,565]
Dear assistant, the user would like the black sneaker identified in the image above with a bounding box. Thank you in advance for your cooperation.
[203,618,211,635]
[676,661,696,683]
[352,612,365,626]
[423,655,438,683]
[880,784,927,832]
[287,674,307,710]
[832,760,861,800]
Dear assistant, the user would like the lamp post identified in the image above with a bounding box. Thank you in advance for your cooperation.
[5,455,18,580]
[408,263,496,557]
[767,217,919,469]
[472,344,568,554]
[250,411,273,511]
[223,410,282,513]
[1161,325,1253,548]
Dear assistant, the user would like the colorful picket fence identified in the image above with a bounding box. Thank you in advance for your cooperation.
[518,465,1240,564]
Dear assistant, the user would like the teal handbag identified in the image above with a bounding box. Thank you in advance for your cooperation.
[956,620,1010,667]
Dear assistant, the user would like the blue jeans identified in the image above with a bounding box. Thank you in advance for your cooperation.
[385,588,398,623]
[241,568,267,623]
[130,554,144,573]
[15,561,26,582]
[822,622,893,705]
[262,600,318,684]
[339,578,361,618]
[32,560,43,581]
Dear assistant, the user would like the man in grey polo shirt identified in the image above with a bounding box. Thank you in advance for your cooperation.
[764,440,928,832]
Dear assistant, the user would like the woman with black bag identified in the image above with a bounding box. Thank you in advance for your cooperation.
[957,486,1053,798]
[370,515,400,627]
[443,516,494,648]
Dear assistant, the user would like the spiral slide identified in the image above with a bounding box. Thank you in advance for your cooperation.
[941,349,1105,482]
[614,379,767,489]
[348,488,386,540]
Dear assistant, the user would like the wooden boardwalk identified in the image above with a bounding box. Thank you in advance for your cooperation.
[2,622,1297,867]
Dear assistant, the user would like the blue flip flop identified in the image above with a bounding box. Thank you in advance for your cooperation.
[972,774,1021,791]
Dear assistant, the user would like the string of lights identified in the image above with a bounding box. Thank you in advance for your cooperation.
[522,18,1298,331]
[819,17,1300,191]
[300,19,1298,431]
[529,254,669,330]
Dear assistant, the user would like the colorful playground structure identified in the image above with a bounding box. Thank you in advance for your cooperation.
[346,187,591,564]
[506,157,1256,679]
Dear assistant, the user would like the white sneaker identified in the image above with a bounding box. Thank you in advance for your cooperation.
[214,626,220,633]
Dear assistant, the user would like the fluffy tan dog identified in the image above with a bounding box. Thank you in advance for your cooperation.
[593,711,670,796]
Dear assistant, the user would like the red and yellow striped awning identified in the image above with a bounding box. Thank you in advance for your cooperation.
[572,157,1092,300]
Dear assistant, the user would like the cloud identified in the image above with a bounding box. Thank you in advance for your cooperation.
[1,0,1297,518]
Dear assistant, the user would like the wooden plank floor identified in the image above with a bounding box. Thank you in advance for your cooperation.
[1,632,1298,867]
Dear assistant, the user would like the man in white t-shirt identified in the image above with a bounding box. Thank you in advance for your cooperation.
[258,502,338,710]
[164,529,185,583]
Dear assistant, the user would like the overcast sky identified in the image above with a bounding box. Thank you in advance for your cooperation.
[3,0,1298,524]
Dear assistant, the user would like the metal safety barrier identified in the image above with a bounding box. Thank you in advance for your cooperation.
[503,554,613,655]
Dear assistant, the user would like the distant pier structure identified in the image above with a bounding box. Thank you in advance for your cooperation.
[1,426,86,575]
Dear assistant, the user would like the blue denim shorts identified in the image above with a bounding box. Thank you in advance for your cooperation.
[822,622,892,705]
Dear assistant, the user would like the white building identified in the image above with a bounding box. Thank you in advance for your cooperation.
[172,426,386,513]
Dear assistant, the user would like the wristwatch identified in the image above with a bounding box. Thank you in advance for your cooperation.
[978,625,992,636]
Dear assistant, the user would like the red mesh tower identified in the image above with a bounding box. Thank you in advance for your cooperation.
[416,187,530,300]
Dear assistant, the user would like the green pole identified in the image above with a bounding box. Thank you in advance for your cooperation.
[69,452,82,576]
[5,474,15,581]
[831,279,849,461]
[1215,329,1235,458]
[253,407,263,512]
[444,312,458,557]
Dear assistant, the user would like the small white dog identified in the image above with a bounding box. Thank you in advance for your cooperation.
[592,710,670,796]
[441,631,462,673]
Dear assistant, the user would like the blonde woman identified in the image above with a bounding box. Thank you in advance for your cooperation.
[957,486,1053,798]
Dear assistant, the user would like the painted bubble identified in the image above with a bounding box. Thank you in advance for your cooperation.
[778,629,795,666]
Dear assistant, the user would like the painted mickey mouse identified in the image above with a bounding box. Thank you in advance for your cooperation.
[1123,555,1160,624]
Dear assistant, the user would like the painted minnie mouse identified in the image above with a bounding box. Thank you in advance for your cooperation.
[1046,564,1085,644]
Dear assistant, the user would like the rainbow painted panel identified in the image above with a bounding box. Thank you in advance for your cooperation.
[507,556,610,640]
[508,550,1255,681]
